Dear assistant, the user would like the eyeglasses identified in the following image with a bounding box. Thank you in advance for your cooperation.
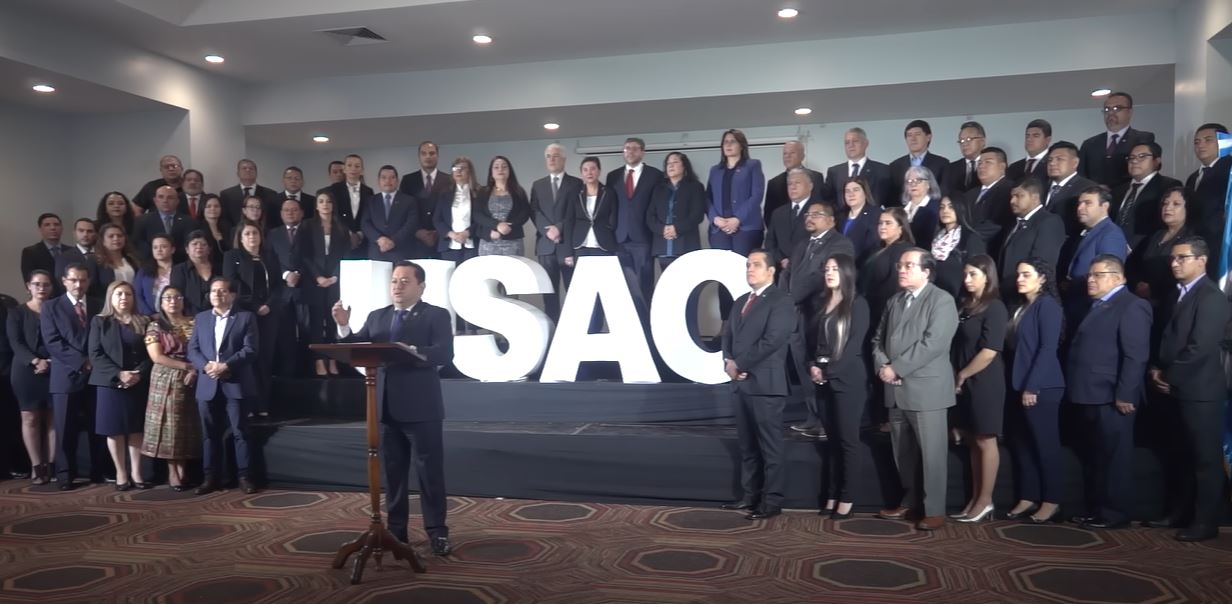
[1102,105,1130,113]
[1126,153,1157,162]
[905,178,927,185]
[1169,254,1198,264]
[957,136,985,144]
[803,212,832,218]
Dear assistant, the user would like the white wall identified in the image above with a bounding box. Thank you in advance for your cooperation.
[67,109,190,217]
[0,102,72,292]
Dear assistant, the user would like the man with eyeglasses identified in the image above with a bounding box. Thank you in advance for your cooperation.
[943,121,987,197]
[1148,237,1230,542]
[1066,254,1151,531]
[888,120,949,207]
[132,154,185,214]
[1110,142,1181,251]
[1183,123,1231,278]
[964,147,1014,251]
[1078,92,1156,188]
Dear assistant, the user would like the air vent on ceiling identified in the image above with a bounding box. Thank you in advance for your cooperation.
[317,27,388,46]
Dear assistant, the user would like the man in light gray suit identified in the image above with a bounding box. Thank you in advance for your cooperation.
[530,143,583,324]
[871,248,959,530]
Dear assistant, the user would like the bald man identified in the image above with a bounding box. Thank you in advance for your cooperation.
[764,141,825,227]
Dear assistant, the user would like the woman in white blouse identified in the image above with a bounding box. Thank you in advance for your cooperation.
[86,222,139,308]
[434,156,480,263]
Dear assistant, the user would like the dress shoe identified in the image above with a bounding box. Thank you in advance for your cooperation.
[720,500,757,511]
[1081,519,1130,530]
[829,509,854,521]
[790,422,819,433]
[877,506,913,521]
[1142,516,1182,529]
[916,516,945,531]
[1002,506,1038,521]
[1175,525,1219,542]
[115,482,133,492]
[431,536,453,556]
[135,482,154,490]
[171,485,188,493]
[195,480,221,495]
[799,429,828,440]
[1026,508,1063,524]
[58,480,77,492]
[745,507,782,520]
[1070,515,1096,525]
[239,477,258,495]
[957,504,995,524]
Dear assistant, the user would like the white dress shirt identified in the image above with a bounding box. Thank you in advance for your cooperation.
[213,308,232,361]
[346,181,363,224]
[450,186,473,250]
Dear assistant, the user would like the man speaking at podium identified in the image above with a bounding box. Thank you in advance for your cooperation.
[333,260,455,556]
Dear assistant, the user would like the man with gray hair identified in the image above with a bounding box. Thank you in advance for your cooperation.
[764,140,824,227]
[133,154,186,214]
[530,143,583,323]
[826,127,892,206]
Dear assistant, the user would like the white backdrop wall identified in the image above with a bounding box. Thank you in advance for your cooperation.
[68,109,190,219]
[0,102,71,292]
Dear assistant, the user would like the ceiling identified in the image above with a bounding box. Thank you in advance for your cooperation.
[0,57,176,114]
[11,0,1178,83]
[246,64,1175,150]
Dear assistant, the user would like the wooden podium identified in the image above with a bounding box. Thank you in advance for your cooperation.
[309,342,427,584]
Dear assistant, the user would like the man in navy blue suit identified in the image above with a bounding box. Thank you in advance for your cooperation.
[40,263,108,489]
[1066,255,1151,530]
[187,276,260,495]
[333,260,455,555]
[605,138,663,314]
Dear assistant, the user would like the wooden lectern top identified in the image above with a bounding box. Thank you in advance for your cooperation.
[310,342,424,369]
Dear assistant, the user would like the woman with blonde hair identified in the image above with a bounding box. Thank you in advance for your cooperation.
[89,280,152,490]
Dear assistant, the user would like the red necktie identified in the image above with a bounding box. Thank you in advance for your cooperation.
[625,169,635,198]
[75,301,86,327]
[188,195,198,218]
[740,293,758,318]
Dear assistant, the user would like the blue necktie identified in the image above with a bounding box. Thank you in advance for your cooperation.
[390,309,407,340]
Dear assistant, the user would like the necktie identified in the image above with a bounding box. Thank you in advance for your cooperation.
[740,293,758,318]
[552,175,560,202]
[1195,166,1207,190]
[966,159,975,188]
[792,202,801,216]
[1106,133,1120,156]
[976,187,989,204]
[384,193,393,214]
[850,163,859,178]
[1025,158,1036,175]
[904,293,914,311]
[1047,184,1061,207]
[1119,183,1142,226]
[74,301,86,327]
[625,169,635,198]
[243,186,253,198]
[50,245,60,258]
[390,308,408,338]
[163,214,174,234]
[1010,217,1028,238]
[288,225,297,243]
[188,195,198,218]
[805,236,821,260]
[426,173,434,190]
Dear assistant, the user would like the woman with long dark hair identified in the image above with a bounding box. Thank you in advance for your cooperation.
[858,207,916,434]
[196,195,232,265]
[1004,257,1065,523]
[840,177,882,262]
[435,156,480,263]
[8,270,55,484]
[87,222,138,308]
[474,156,530,257]
[134,234,176,316]
[949,254,1007,523]
[647,152,706,268]
[141,285,200,491]
[810,254,869,519]
[89,280,152,490]
[304,191,349,376]
[96,191,136,235]
[223,221,278,416]
[705,128,765,255]
[932,196,987,298]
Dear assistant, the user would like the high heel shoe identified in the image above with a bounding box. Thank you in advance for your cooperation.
[949,510,970,520]
[1027,508,1063,524]
[1003,505,1038,521]
[957,504,995,523]
[31,463,50,486]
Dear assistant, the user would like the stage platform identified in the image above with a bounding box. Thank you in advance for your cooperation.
[260,376,1218,517]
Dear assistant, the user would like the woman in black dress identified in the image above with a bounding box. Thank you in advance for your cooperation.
[8,270,55,485]
[647,151,706,268]
[304,191,349,376]
[857,207,914,433]
[223,221,278,416]
[949,254,1008,523]
[810,254,869,519]
[89,280,152,490]
[197,195,232,265]
[1128,186,1190,312]
[170,230,219,317]
[932,196,987,298]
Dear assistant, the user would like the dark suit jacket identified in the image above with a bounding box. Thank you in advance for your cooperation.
[530,173,584,257]
[1110,174,1183,251]
[133,179,188,214]
[87,317,151,388]
[934,227,987,299]
[1010,295,1065,393]
[433,189,479,253]
[999,207,1066,290]
[473,187,531,242]
[340,303,454,423]
[705,160,766,232]
[219,183,283,228]
[839,203,881,263]
[282,191,316,218]
[762,198,810,265]
[562,185,618,254]
[907,200,940,249]
[888,152,949,206]
[397,170,451,258]
[964,178,1014,248]
[21,241,70,284]
[7,304,48,402]
[132,211,195,262]
[721,284,796,396]
[327,181,375,236]
[764,167,824,225]
[361,191,420,261]
[608,165,665,244]
[187,308,258,400]
[222,249,278,313]
[266,223,311,303]
[1045,174,1098,237]
[1078,128,1156,188]
[1185,155,1232,277]
[787,231,856,319]
[814,296,870,392]
[1007,155,1050,184]
[943,156,981,198]
[1156,276,1230,401]
[302,218,349,280]
[40,294,97,394]
[826,160,892,208]
[1066,287,1151,404]
[169,261,218,316]
[646,180,706,257]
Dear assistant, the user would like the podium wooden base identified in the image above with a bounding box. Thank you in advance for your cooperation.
[332,518,426,584]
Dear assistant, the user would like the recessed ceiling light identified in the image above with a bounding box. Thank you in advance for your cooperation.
[204,54,225,64]
[1090,88,1112,97]
[312,135,330,143]
[794,107,812,116]
[31,84,55,93]
[543,123,560,131]
[472,34,492,45]
[777,8,799,19]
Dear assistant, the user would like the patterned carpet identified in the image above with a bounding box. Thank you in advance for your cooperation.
[1,480,1229,604]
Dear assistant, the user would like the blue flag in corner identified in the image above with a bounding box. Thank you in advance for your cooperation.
[1218,131,1232,487]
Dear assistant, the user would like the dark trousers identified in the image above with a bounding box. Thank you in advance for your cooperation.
[616,242,653,316]
[709,229,764,318]
[381,419,448,542]
[274,297,308,377]
[254,311,278,413]
[307,282,341,357]
[821,381,864,502]
[733,391,785,508]
[53,389,108,482]
[537,252,569,325]
[198,391,250,479]
[1075,402,1135,523]
[788,314,817,424]
[1008,387,1064,502]
[1174,399,1228,528]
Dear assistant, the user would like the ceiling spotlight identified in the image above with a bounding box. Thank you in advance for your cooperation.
[1090,88,1112,97]
[472,34,492,45]
[204,54,225,64]
[543,123,560,131]
[794,107,812,116]
[31,84,56,93]
[312,135,330,143]
[777,8,799,19]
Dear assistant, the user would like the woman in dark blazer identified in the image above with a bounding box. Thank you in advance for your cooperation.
[434,156,480,263]
[170,230,219,317]
[304,191,350,376]
[223,221,279,416]
[810,254,869,520]
[196,195,232,266]
[1128,187,1190,313]
[86,223,139,309]
[647,152,706,268]
[89,280,153,490]
[856,207,915,435]
[472,156,531,257]
[96,191,135,237]
[8,270,55,485]
[839,176,882,263]
[563,156,618,268]
[705,129,765,255]
[932,196,987,298]
[1004,257,1066,524]
[901,166,941,249]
